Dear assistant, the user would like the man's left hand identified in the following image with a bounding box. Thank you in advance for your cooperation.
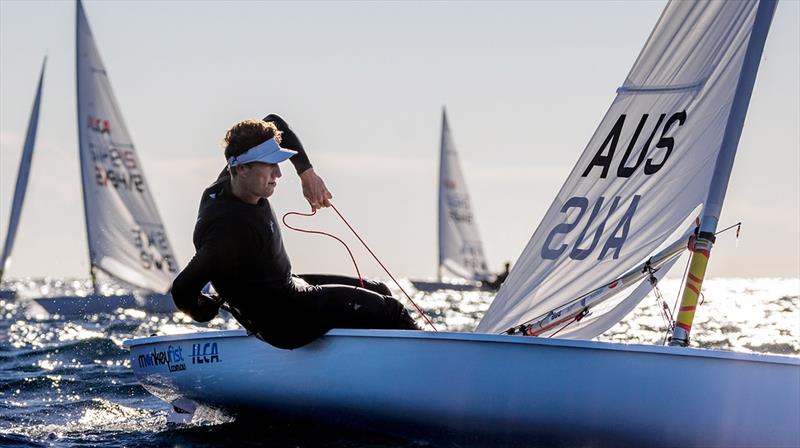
[300,168,333,210]
[191,293,221,322]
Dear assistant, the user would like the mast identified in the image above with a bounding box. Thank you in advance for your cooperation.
[437,107,447,282]
[75,0,97,295]
[0,58,46,283]
[670,0,778,347]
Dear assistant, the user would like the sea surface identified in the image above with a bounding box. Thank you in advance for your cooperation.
[0,277,797,447]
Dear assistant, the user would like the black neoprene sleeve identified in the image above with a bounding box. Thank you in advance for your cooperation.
[263,114,312,175]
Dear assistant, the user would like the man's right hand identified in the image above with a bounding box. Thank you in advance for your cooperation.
[300,167,333,210]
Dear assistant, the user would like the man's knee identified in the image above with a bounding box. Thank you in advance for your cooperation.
[382,295,421,330]
[367,280,392,296]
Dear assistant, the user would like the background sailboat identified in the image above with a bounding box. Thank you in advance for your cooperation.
[0,59,46,301]
[27,0,179,315]
[411,108,497,292]
[126,1,798,446]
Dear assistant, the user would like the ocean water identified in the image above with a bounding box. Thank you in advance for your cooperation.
[0,277,797,447]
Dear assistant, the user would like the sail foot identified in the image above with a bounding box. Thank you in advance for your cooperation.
[507,238,687,338]
[669,236,713,347]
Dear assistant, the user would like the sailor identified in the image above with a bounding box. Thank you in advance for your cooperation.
[488,261,511,289]
[171,115,419,349]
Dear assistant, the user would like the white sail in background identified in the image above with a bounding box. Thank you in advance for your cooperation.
[76,0,177,293]
[438,108,490,282]
[0,59,46,282]
[478,1,765,335]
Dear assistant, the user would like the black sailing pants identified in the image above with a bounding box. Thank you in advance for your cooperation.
[249,274,420,350]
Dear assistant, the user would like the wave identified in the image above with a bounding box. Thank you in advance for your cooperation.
[0,338,126,363]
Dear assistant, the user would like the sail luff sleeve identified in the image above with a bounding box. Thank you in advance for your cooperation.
[76,0,97,275]
[700,0,778,234]
[438,108,447,279]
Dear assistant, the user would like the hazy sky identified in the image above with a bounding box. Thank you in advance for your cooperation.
[1,1,798,282]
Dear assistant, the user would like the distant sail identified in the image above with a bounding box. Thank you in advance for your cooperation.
[438,108,490,282]
[76,0,177,293]
[0,59,46,282]
[479,1,765,335]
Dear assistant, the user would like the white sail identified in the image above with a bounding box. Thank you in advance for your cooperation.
[0,59,46,282]
[478,1,765,335]
[438,108,490,282]
[76,0,177,293]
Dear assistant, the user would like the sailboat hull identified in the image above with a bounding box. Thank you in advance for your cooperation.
[31,293,177,315]
[125,329,799,447]
[0,289,15,300]
[410,279,497,293]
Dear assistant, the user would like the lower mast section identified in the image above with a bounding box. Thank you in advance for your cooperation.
[669,233,715,347]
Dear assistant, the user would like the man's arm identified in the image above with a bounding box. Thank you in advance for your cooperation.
[264,113,312,175]
[264,114,333,210]
[171,218,240,322]
[171,245,220,322]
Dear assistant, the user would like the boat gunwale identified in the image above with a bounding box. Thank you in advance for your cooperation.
[123,328,800,366]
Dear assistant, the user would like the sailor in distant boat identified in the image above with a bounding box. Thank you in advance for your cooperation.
[487,261,511,290]
[171,115,419,349]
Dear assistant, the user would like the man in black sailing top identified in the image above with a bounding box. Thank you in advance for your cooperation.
[171,115,419,349]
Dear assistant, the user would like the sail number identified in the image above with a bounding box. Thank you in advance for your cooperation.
[460,243,487,272]
[581,111,686,178]
[542,195,639,260]
[541,111,687,261]
[87,115,146,193]
[447,195,474,223]
[132,227,178,273]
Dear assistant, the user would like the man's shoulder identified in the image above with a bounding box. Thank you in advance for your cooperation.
[205,169,230,195]
[198,172,230,205]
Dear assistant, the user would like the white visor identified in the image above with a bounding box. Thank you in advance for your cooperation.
[227,137,297,168]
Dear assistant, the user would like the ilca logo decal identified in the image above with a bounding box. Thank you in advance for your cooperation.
[191,342,221,365]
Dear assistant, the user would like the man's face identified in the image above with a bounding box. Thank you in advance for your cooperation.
[240,162,282,198]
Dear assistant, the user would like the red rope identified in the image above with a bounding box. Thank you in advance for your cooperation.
[281,208,364,288]
[548,308,589,338]
[329,204,437,331]
[548,314,580,338]
[282,204,438,331]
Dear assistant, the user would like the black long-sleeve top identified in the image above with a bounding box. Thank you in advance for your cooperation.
[171,114,309,320]
[265,113,311,175]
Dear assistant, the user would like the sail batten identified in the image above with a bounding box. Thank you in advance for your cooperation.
[76,0,178,293]
[617,80,706,94]
[478,0,764,336]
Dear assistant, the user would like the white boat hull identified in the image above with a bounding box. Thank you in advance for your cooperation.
[125,329,800,447]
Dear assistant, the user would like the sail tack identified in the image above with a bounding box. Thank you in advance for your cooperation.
[0,59,46,282]
[438,109,490,282]
[478,1,764,336]
[76,1,177,293]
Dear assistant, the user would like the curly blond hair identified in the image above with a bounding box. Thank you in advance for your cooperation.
[223,119,283,160]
